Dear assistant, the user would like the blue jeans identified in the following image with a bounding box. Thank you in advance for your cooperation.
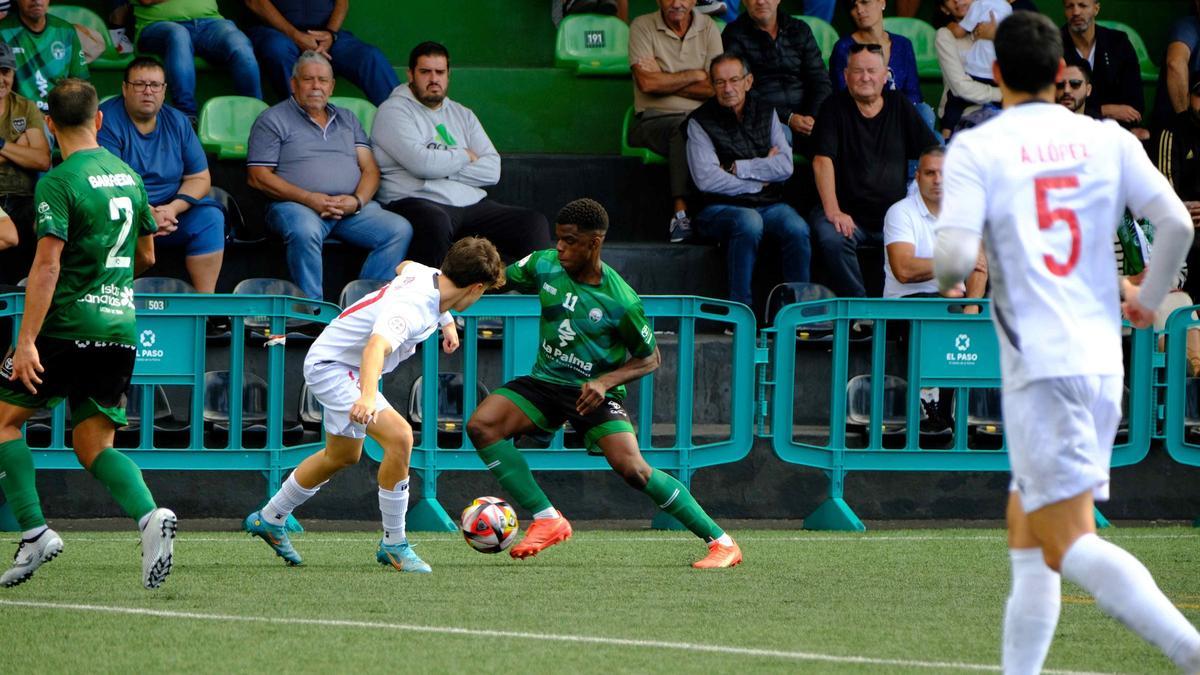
[809,207,884,298]
[266,200,413,299]
[803,0,836,22]
[695,202,811,309]
[138,19,263,116]
[247,26,400,106]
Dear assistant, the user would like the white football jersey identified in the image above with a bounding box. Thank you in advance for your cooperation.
[936,102,1176,389]
[304,262,451,374]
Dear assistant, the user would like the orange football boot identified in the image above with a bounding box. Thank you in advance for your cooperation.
[510,515,573,559]
[692,539,743,569]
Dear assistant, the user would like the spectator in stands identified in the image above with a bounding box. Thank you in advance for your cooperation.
[1157,71,1200,226]
[937,0,1011,133]
[933,0,1000,138]
[0,41,48,286]
[811,43,938,298]
[98,56,224,292]
[884,146,985,433]
[133,0,262,120]
[247,51,412,300]
[883,146,985,302]
[628,0,722,243]
[721,0,831,157]
[244,0,399,106]
[372,42,548,268]
[0,0,88,113]
[829,0,935,134]
[1056,60,1095,117]
[1060,0,1147,139]
[686,53,810,311]
[1152,0,1200,132]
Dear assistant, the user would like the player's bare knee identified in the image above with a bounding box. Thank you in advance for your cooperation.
[466,416,498,450]
[612,457,651,489]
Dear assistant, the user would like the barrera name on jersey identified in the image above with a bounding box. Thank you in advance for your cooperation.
[304,262,453,373]
[35,148,157,347]
[935,103,1178,389]
[506,249,656,399]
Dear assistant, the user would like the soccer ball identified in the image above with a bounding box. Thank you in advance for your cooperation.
[460,497,519,553]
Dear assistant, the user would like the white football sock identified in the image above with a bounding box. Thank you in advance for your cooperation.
[379,478,410,545]
[262,473,321,526]
[1002,548,1061,675]
[1061,533,1200,671]
[532,507,558,520]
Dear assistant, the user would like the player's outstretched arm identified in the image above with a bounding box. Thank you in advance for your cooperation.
[350,334,393,425]
[578,347,661,415]
[933,227,982,295]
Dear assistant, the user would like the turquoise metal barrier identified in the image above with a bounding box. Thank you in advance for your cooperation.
[365,295,759,531]
[764,298,1155,531]
[0,292,341,529]
[1159,304,1200,526]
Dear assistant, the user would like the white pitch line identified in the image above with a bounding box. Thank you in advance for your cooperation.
[0,599,1111,675]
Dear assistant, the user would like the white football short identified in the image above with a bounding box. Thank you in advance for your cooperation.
[303,360,392,439]
[1004,374,1123,513]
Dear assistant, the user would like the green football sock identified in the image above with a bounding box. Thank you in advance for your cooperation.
[643,469,724,542]
[477,440,553,514]
[88,448,156,523]
[0,438,46,530]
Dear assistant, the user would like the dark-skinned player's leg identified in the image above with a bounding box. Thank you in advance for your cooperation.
[595,432,742,568]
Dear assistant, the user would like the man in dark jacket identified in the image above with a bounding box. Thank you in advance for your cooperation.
[686,53,810,311]
[721,0,831,157]
[1061,0,1146,139]
[1156,72,1200,225]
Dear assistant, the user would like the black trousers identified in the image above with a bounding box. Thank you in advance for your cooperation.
[384,197,552,267]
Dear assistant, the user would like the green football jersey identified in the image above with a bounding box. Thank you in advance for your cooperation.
[506,249,657,398]
[0,15,89,111]
[34,147,157,346]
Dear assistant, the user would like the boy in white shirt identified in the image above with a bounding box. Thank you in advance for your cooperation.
[942,0,1014,133]
[244,237,505,573]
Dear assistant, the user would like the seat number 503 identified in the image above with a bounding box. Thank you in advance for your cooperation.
[1035,176,1081,277]
[106,196,134,269]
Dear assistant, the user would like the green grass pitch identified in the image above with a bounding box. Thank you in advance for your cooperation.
[0,528,1197,673]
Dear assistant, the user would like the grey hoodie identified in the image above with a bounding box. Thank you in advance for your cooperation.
[371,84,501,207]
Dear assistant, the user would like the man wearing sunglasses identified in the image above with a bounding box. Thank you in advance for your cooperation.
[98,56,225,294]
[1055,60,1093,116]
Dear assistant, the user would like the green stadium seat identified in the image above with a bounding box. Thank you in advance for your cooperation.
[47,5,133,71]
[1096,20,1159,81]
[554,14,630,76]
[795,15,838,67]
[620,106,665,165]
[882,17,940,79]
[329,96,378,135]
[198,96,267,160]
[712,17,726,33]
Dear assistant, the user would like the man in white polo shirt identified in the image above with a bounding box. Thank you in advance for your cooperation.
[884,146,986,301]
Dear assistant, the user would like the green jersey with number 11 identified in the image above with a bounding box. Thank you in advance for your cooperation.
[506,249,656,399]
[34,147,157,346]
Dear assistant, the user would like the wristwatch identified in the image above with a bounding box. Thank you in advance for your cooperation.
[351,194,363,214]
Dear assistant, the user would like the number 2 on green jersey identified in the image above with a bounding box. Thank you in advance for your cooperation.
[106,196,134,269]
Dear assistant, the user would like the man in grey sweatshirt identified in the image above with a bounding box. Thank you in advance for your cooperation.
[372,42,551,266]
